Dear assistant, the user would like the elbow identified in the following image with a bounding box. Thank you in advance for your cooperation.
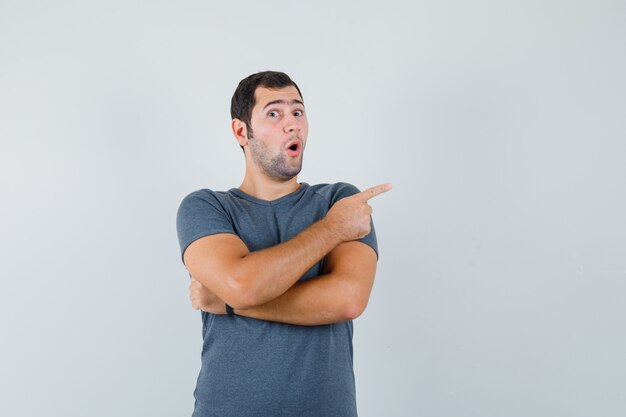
[222,275,262,310]
[341,286,370,321]
[343,300,368,321]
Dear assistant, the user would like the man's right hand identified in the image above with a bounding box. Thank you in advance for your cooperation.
[324,183,392,242]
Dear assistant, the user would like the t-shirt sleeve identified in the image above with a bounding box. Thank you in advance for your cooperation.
[176,190,236,263]
[329,182,379,258]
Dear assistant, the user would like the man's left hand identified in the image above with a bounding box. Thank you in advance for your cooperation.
[189,278,227,314]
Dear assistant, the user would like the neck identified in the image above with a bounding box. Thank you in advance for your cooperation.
[239,168,300,201]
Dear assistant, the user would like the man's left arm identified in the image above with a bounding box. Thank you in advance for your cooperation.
[190,240,377,325]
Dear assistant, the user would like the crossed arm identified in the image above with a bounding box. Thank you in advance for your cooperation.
[183,183,390,326]
[188,239,377,325]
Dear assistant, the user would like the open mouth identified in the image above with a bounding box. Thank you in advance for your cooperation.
[286,140,302,156]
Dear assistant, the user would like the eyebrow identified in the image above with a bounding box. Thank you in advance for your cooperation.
[262,99,305,110]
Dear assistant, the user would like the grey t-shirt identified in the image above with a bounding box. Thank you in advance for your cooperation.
[176,182,377,417]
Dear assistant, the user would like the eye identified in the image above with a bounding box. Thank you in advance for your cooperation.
[268,110,280,118]
[293,109,304,117]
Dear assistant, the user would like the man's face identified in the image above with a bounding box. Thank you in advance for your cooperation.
[246,86,308,181]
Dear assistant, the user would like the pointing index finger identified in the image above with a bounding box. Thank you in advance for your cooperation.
[357,183,393,201]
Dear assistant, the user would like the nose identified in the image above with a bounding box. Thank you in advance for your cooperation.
[283,113,301,134]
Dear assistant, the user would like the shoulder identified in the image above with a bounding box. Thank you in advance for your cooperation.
[176,188,233,225]
[308,182,361,205]
[178,189,229,211]
[180,188,228,202]
[176,189,237,258]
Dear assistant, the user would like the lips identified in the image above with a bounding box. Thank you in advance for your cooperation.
[285,139,302,157]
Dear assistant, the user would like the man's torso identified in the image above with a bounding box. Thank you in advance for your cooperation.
[177,182,377,417]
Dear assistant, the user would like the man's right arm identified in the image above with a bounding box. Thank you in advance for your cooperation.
[183,183,391,310]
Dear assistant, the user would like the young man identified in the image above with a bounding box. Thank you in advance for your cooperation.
[176,71,391,417]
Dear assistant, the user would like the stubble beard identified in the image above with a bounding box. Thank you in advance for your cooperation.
[247,131,303,181]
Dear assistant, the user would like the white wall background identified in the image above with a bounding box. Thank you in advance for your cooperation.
[1,1,625,416]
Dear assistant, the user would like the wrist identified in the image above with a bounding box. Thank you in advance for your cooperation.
[318,217,344,246]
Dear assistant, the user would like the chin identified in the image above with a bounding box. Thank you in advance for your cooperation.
[275,167,302,181]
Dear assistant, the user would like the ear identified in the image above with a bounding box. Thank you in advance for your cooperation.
[232,119,248,147]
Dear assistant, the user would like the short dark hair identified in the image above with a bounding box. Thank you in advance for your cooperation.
[230,71,303,141]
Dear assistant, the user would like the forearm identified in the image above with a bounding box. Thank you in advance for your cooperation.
[187,217,343,309]
[230,218,343,307]
[233,272,373,326]
[233,242,378,325]
[190,242,379,324]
